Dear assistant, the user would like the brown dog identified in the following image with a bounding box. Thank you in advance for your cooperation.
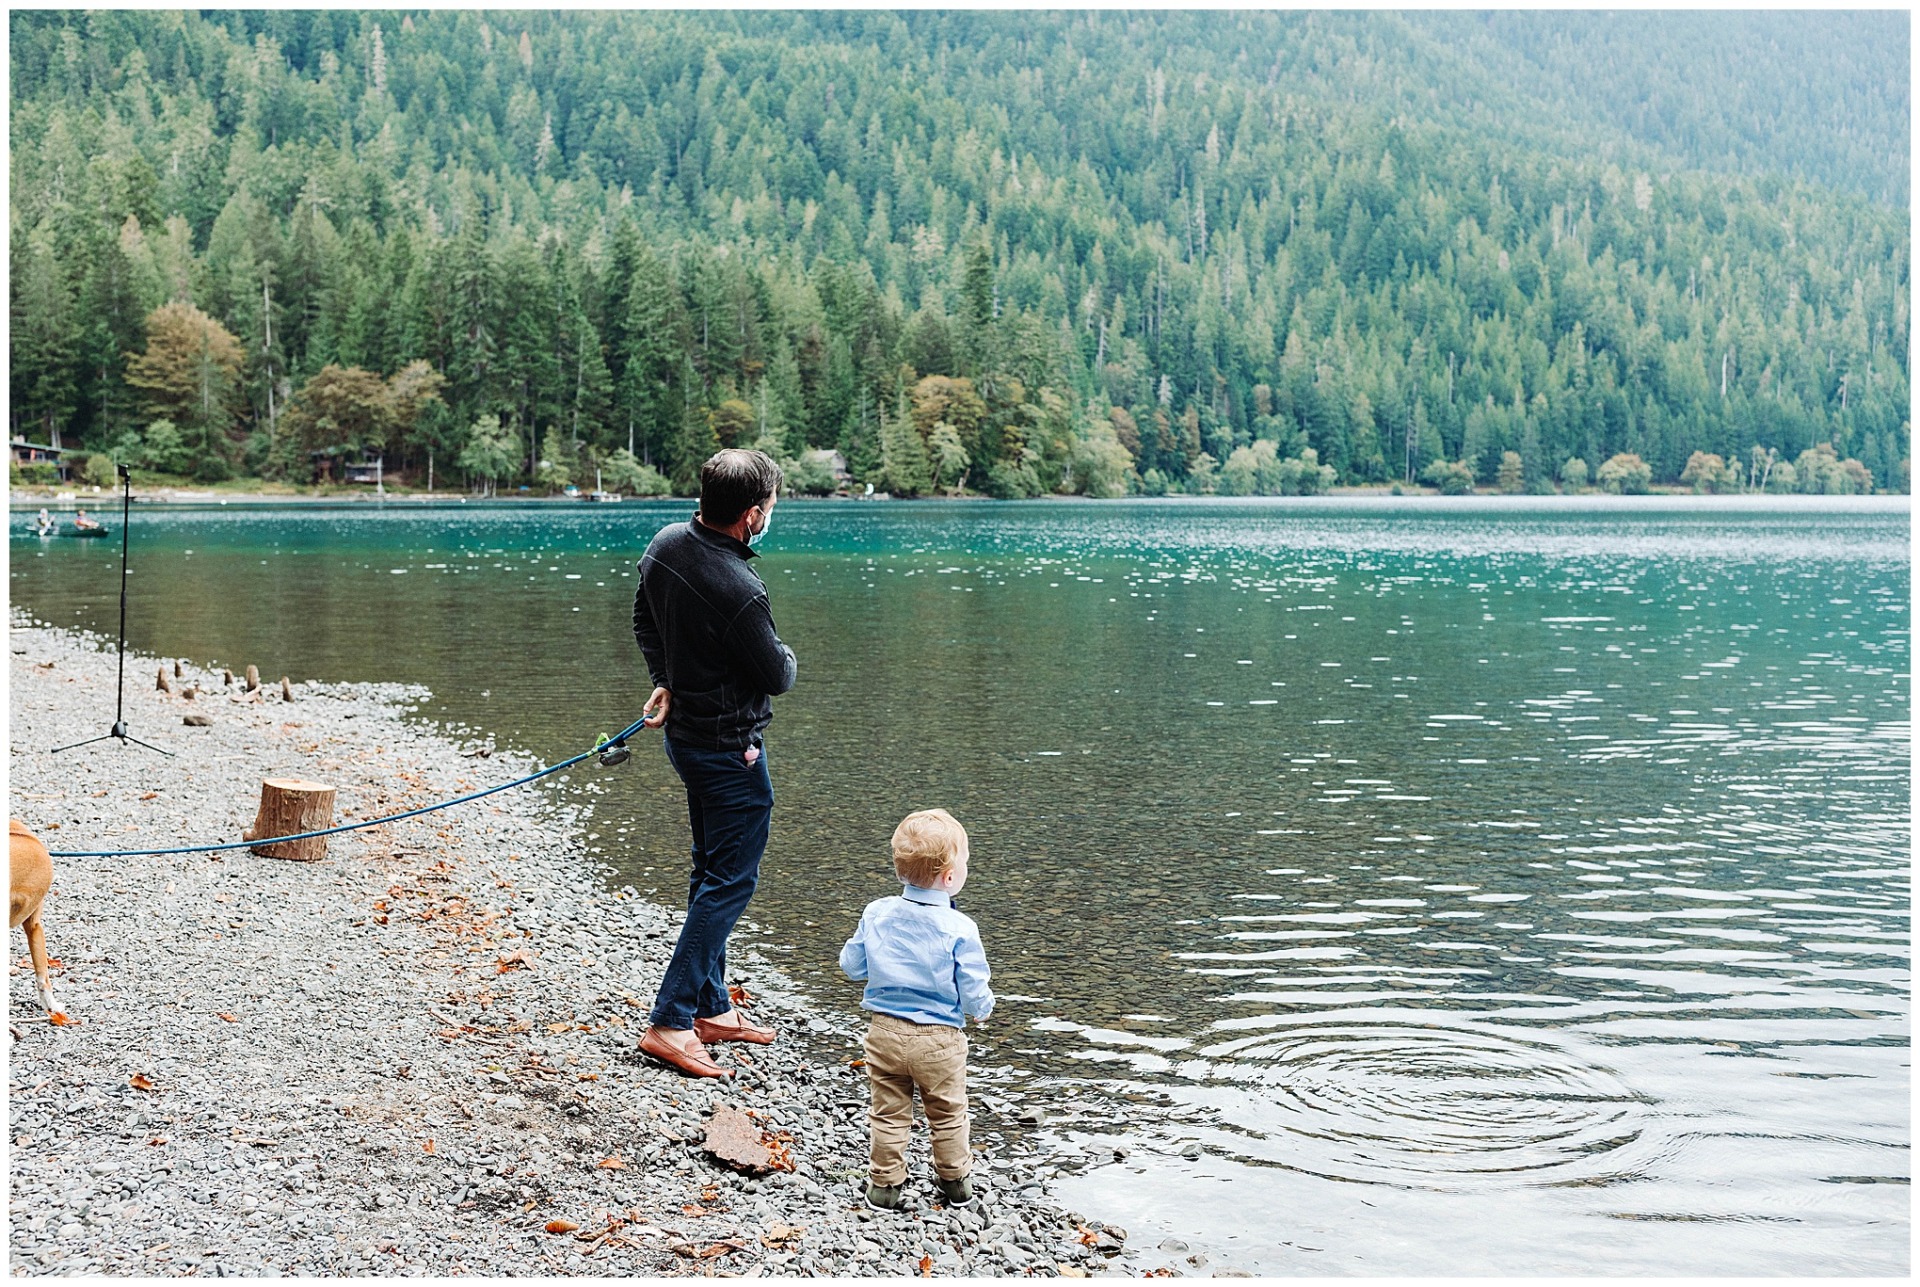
[10,819,64,1033]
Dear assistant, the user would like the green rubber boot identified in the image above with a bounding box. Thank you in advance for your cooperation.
[865,1181,905,1211]
[934,1174,974,1206]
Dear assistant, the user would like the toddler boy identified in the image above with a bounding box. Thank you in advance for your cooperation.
[839,808,994,1209]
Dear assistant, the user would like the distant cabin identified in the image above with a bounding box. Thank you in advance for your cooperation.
[309,449,385,485]
[9,439,72,480]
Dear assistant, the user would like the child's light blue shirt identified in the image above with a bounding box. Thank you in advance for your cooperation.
[839,884,994,1029]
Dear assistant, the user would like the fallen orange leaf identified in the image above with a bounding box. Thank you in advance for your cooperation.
[139,791,158,800]
[216,1012,238,1023]
[544,1219,578,1235]
[597,1156,624,1169]
[919,1254,933,1277]
[48,1012,75,1027]
[128,1074,156,1091]
[423,1139,436,1154]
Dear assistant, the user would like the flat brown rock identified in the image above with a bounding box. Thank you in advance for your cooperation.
[702,1102,775,1175]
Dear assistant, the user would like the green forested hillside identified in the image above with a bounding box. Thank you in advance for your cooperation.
[1398,10,1908,207]
[9,9,1909,496]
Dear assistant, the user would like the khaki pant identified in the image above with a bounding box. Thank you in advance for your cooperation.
[862,1013,971,1184]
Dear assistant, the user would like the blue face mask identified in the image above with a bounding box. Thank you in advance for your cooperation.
[747,507,771,548]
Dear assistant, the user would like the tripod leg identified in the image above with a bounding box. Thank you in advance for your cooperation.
[119,734,174,757]
[48,733,118,755]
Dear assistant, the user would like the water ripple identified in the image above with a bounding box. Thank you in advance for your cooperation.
[1194,1018,1655,1190]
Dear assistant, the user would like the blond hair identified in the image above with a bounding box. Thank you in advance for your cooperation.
[892,808,967,888]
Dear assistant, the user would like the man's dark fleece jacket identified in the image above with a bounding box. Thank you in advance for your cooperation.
[633,515,797,751]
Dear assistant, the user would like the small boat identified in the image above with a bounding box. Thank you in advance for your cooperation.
[582,469,622,502]
[66,508,109,537]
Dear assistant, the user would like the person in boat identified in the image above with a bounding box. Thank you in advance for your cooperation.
[35,507,54,536]
[72,508,102,532]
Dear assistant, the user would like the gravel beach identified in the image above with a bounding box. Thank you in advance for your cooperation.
[6,619,1140,1277]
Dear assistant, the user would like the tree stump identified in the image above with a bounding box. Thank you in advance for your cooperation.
[244,664,260,693]
[156,665,172,694]
[243,778,336,861]
[279,677,294,702]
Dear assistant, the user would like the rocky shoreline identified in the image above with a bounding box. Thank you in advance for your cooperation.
[6,620,1144,1277]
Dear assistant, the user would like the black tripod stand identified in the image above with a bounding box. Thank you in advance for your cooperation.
[51,464,171,756]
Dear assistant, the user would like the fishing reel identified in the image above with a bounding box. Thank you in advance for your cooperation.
[595,714,656,768]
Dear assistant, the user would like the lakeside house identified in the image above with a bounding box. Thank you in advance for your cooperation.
[308,449,385,486]
[9,439,72,481]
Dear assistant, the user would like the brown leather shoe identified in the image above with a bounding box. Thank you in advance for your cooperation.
[638,1027,733,1079]
[693,1010,778,1046]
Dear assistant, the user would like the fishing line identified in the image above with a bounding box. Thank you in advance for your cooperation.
[44,717,654,860]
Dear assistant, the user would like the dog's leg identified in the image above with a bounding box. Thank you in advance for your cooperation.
[23,912,60,1019]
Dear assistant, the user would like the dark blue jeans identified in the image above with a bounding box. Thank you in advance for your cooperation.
[649,738,774,1029]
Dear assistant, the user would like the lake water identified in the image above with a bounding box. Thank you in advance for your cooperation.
[10,496,1909,1274]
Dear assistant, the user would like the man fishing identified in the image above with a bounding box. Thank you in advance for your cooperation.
[630,448,796,1078]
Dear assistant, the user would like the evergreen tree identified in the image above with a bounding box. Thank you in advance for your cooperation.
[9,224,79,444]
[621,245,689,476]
[880,388,931,496]
[960,238,995,375]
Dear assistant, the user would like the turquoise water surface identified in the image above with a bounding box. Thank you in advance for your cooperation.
[10,495,1909,1273]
